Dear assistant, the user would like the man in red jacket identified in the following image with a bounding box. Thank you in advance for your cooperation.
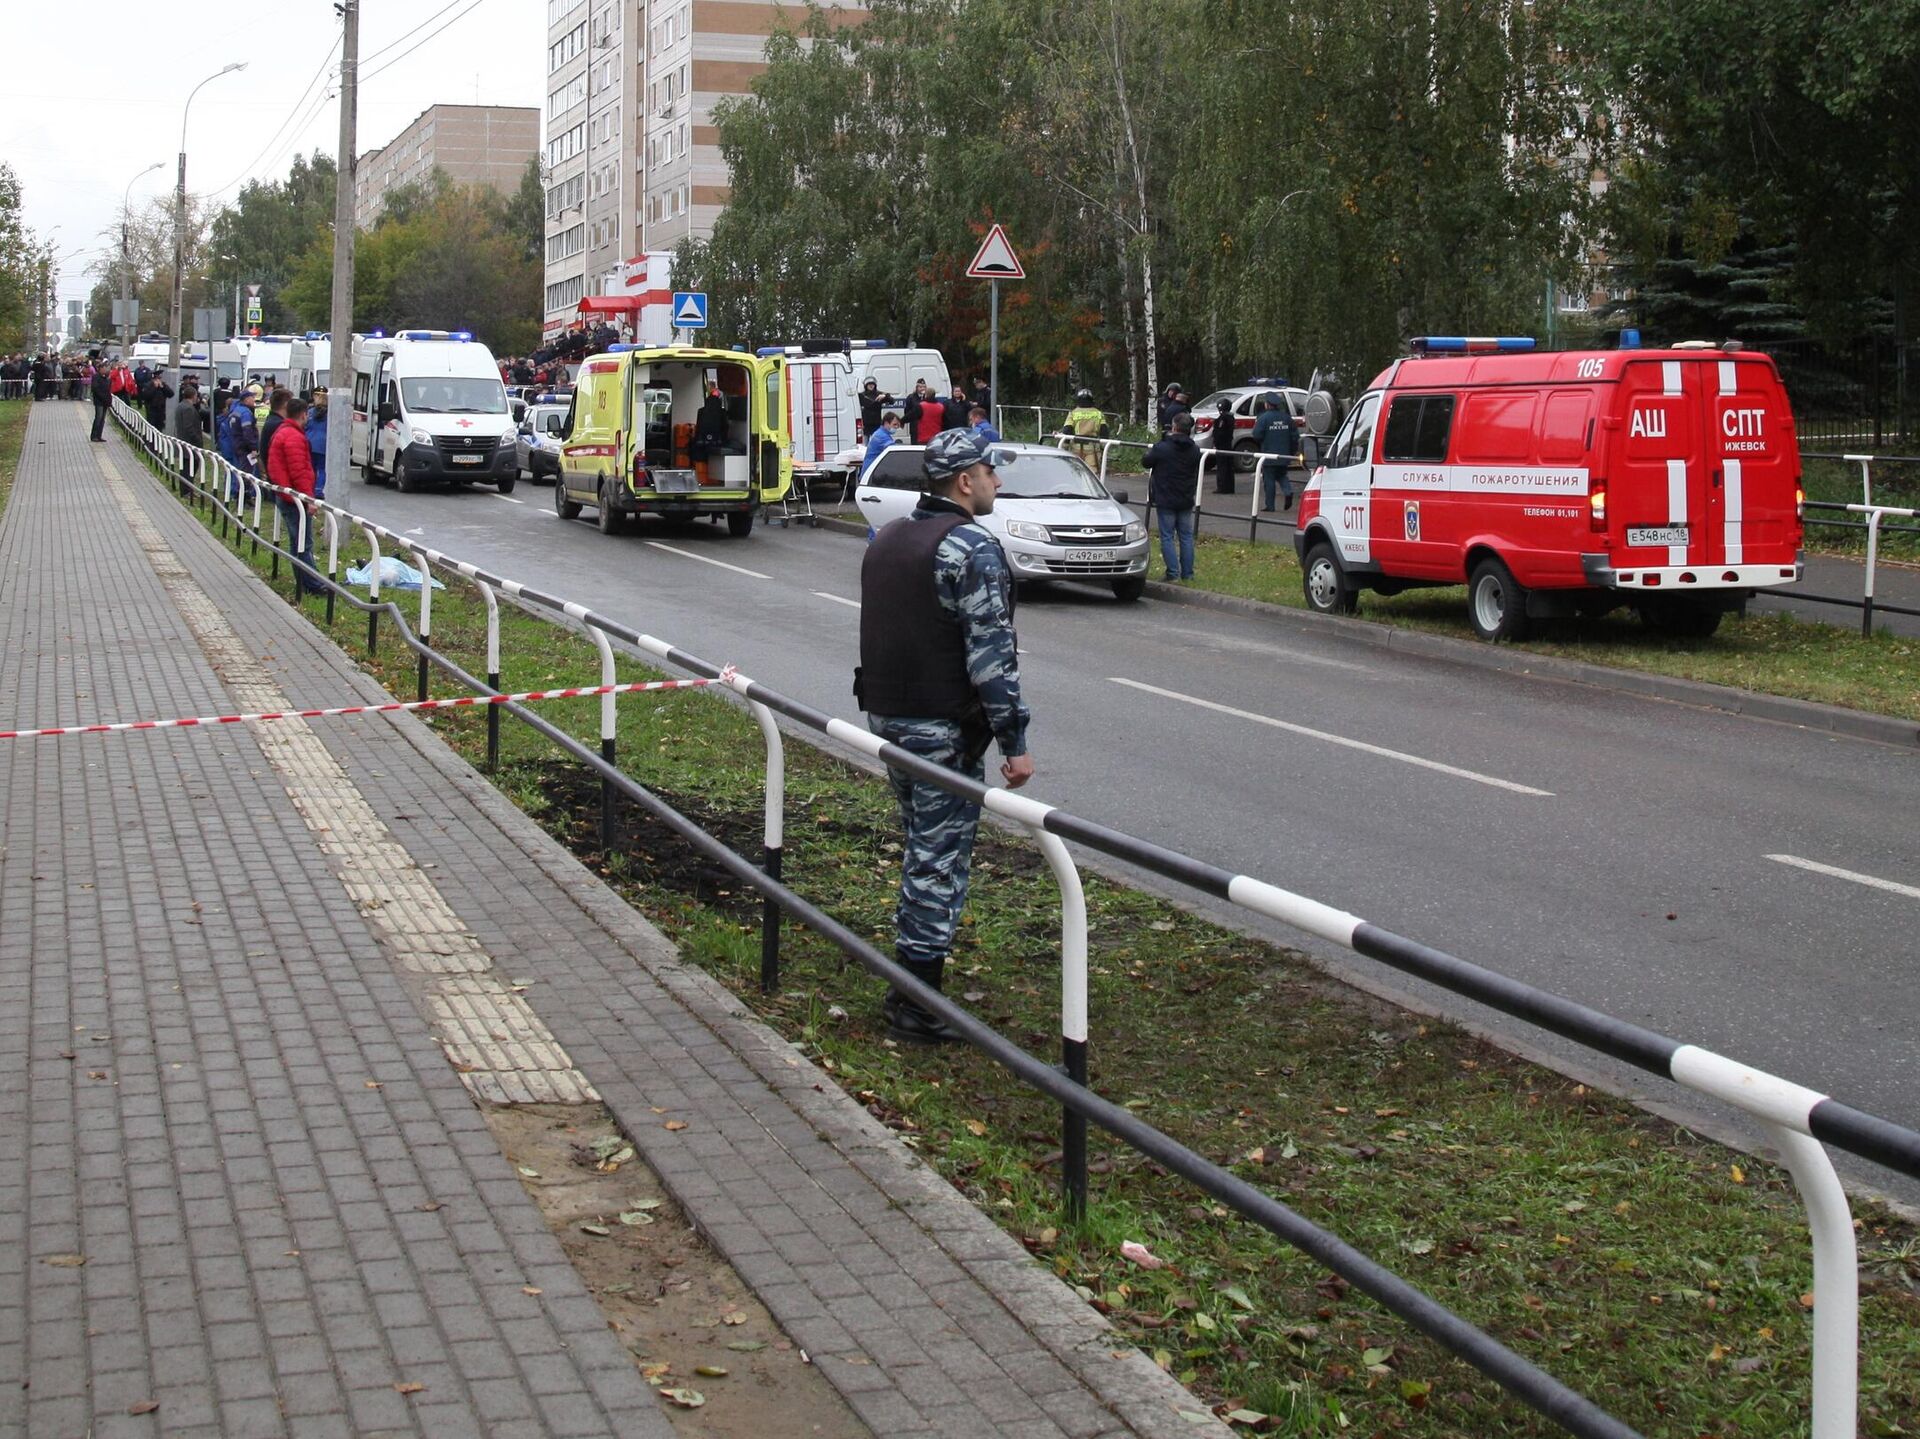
[266,395,323,598]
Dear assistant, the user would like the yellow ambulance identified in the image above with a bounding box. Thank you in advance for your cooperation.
[554,344,792,537]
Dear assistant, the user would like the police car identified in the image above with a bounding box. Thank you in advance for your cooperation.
[515,399,569,482]
[855,441,1151,601]
[1191,380,1308,471]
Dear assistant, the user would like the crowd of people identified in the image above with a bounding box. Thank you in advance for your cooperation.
[859,374,998,469]
[493,319,633,392]
[2,353,102,401]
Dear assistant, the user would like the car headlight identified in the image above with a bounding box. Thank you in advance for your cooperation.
[1123,521,1146,543]
[409,427,433,446]
[1004,519,1050,542]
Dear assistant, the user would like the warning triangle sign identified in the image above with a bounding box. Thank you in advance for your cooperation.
[966,224,1025,280]
[674,293,707,325]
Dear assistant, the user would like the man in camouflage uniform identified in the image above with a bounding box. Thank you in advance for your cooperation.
[856,429,1035,1042]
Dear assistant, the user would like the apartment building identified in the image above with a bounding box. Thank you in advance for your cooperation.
[541,0,864,337]
[354,104,540,231]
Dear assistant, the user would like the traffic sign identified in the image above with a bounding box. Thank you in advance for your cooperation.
[245,301,263,326]
[966,224,1024,280]
[671,292,708,328]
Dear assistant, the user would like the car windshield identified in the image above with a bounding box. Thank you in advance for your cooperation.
[401,377,506,414]
[1193,391,1238,413]
[994,452,1107,500]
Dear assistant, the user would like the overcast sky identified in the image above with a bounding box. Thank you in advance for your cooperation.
[8,0,545,314]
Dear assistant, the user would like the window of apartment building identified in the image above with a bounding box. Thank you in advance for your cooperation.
[546,275,585,312]
[546,224,586,264]
[548,74,586,118]
[547,122,585,167]
[548,22,585,72]
[548,0,582,23]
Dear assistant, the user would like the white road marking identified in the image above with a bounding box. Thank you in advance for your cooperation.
[1765,854,1920,901]
[491,493,525,505]
[1109,677,1554,796]
[645,541,771,579]
[812,591,861,609]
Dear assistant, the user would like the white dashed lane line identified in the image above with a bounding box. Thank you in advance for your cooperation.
[1109,677,1554,796]
[644,541,772,579]
[812,592,861,609]
[490,493,525,504]
[1765,854,1920,901]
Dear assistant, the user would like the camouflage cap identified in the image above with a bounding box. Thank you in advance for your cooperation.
[923,428,1013,481]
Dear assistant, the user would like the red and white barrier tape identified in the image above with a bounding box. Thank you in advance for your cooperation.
[0,679,713,741]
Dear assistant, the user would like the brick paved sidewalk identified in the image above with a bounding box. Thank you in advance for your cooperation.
[0,400,1226,1438]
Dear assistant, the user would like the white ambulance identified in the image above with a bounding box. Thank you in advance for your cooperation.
[348,330,519,493]
[756,340,951,488]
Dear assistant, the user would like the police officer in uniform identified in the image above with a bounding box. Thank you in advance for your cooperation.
[856,429,1034,1042]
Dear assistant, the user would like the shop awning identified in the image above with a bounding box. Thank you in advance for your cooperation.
[577,295,644,315]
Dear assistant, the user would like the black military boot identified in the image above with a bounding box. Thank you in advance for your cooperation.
[882,956,963,1044]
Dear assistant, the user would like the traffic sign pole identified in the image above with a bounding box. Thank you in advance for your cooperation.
[989,280,999,436]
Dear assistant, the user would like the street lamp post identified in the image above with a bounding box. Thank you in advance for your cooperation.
[120,163,164,362]
[168,62,247,372]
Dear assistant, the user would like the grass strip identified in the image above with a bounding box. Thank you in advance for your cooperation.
[137,443,1920,1437]
[1168,536,1920,724]
[0,397,31,518]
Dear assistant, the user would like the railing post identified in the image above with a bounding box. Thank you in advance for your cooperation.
[361,523,382,654]
[475,579,502,771]
[1250,457,1265,541]
[292,500,309,602]
[742,694,786,994]
[1845,453,1871,507]
[1030,828,1089,1223]
[250,476,262,558]
[324,509,340,626]
[412,548,434,702]
[1759,1125,1859,1439]
[269,490,282,582]
[1862,507,1882,637]
[585,623,618,855]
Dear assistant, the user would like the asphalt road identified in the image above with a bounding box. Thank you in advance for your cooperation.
[336,473,1920,1203]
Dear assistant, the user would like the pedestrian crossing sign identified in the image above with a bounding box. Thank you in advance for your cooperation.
[672,292,708,328]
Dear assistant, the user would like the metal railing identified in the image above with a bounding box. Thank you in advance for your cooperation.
[1049,431,1306,543]
[112,399,1920,1439]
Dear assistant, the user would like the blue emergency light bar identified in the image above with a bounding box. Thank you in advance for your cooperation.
[1245,375,1291,387]
[369,328,386,339]
[607,343,640,353]
[1409,336,1537,355]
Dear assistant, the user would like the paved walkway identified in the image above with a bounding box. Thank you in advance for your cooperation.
[0,401,1222,1438]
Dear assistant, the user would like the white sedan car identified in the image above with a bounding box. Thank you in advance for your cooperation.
[855,441,1150,601]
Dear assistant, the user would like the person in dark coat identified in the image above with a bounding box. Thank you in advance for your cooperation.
[858,378,893,439]
[1212,394,1237,494]
[1143,412,1202,581]
[940,384,972,433]
[88,364,112,440]
[141,373,174,429]
[173,382,206,493]
[1250,392,1302,512]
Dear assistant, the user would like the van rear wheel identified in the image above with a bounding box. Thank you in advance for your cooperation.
[726,509,753,538]
[554,478,581,520]
[1302,541,1358,616]
[1468,556,1530,642]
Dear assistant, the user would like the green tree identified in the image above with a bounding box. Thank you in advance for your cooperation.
[1568,0,1920,341]
[0,164,30,348]
[205,151,337,334]
[501,158,545,268]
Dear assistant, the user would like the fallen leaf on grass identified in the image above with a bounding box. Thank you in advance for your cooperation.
[1405,1238,1436,1256]
[720,1310,748,1326]
[1220,1285,1255,1312]
[694,1364,728,1378]
[517,1166,541,1179]
[1120,1240,1164,1269]
[1730,1164,1746,1184]
[725,1340,766,1353]
[963,1119,988,1137]
[661,1387,706,1408]
[618,1210,656,1227]
[579,1223,611,1237]
[1223,1410,1266,1427]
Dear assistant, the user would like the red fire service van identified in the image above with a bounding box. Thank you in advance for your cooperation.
[1294,337,1805,640]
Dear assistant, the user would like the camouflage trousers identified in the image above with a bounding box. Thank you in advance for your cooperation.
[870,716,989,967]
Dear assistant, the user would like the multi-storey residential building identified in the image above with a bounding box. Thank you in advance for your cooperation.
[354,104,540,231]
[540,0,864,340]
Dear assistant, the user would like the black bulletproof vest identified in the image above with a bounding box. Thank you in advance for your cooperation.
[857,510,979,718]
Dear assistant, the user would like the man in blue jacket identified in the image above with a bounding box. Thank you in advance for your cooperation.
[1250,392,1301,512]
[305,389,329,500]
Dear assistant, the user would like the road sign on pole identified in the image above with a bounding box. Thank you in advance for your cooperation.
[671,292,708,328]
[967,226,1024,432]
